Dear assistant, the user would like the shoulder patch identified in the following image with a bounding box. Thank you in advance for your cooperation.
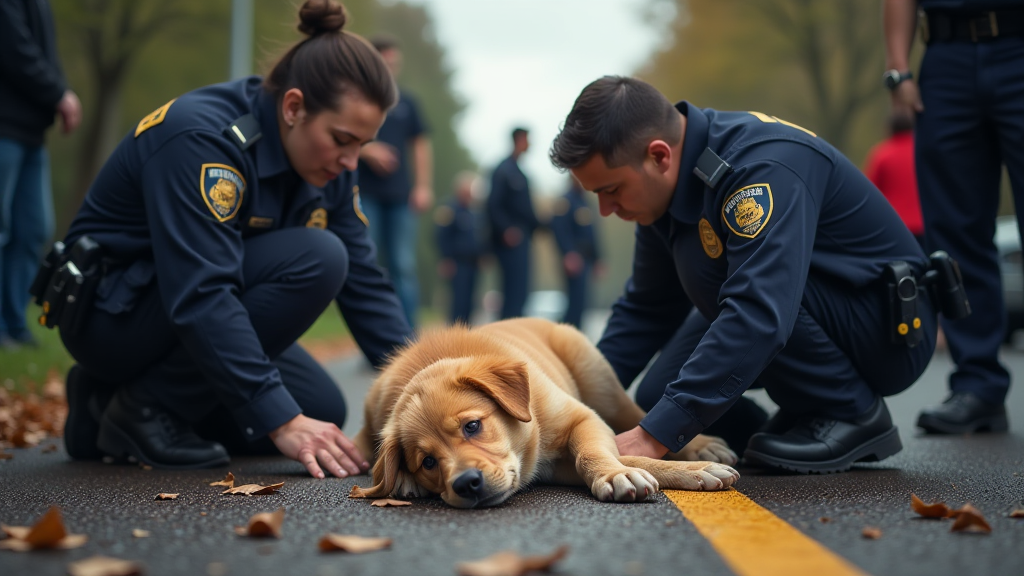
[352,185,369,227]
[136,99,176,138]
[722,183,773,238]
[306,207,328,229]
[200,164,245,222]
[698,218,723,258]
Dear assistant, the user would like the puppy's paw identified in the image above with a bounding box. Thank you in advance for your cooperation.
[591,467,660,503]
[673,434,738,465]
[673,462,740,491]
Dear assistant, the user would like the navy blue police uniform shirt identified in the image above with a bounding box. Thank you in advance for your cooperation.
[436,200,485,262]
[355,91,427,204]
[487,156,538,245]
[64,76,412,439]
[551,190,600,263]
[597,102,927,452]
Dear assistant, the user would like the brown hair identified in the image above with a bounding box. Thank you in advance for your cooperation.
[264,0,397,115]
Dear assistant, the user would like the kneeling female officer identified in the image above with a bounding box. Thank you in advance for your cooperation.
[54,0,411,478]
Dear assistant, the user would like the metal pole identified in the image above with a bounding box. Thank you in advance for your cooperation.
[229,0,253,79]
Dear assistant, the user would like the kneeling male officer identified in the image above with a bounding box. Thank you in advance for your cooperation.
[34,1,412,478]
[550,77,960,473]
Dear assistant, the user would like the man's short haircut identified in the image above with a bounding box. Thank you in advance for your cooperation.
[549,76,682,171]
[370,34,400,54]
[512,127,529,141]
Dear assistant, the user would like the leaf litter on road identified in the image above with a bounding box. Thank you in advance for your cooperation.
[209,472,235,488]
[371,499,411,507]
[235,508,285,539]
[318,533,393,553]
[949,503,992,534]
[67,555,144,576]
[0,506,88,551]
[223,482,283,496]
[456,545,570,576]
[154,493,178,500]
[910,493,954,518]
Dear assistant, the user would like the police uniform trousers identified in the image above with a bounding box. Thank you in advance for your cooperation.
[916,35,1024,405]
[634,274,937,440]
[60,227,350,454]
[561,262,592,329]
[449,259,478,324]
[496,238,531,319]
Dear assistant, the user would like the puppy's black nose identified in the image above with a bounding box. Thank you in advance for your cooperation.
[452,468,484,498]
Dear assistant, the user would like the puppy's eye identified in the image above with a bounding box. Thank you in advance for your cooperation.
[422,456,437,470]
[463,420,481,436]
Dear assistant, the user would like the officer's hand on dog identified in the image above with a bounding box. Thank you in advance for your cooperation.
[615,426,669,460]
[269,414,369,479]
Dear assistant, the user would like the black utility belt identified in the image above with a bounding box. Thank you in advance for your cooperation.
[28,236,105,335]
[885,251,971,348]
[924,9,1024,43]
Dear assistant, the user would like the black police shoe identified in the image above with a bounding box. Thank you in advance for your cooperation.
[97,388,229,469]
[757,409,800,436]
[743,398,902,474]
[63,365,105,460]
[916,392,1009,434]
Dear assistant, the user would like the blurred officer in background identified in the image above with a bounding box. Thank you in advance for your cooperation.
[0,0,81,350]
[46,0,411,477]
[435,171,485,324]
[487,127,538,319]
[357,35,433,328]
[864,111,925,248]
[550,179,602,328]
[551,76,943,473]
[885,0,1021,433]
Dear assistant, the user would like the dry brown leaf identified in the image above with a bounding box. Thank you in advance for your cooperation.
[0,506,88,551]
[370,499,411,507]
[235,508,285,539]
[222,482,283,496]
[910,493,954,518]
[456,545,570,576]
[861,527,883,540]
[209,472,235,488]
[1009,508,1024,519]
[819,517,831,523]
[318,534,393,553]
[950,503,992,534]
[67,555,143,576]
[131,529,150,538]
[154,493,178,500]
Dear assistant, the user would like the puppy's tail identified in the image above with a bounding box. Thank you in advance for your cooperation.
[618,456,740,491]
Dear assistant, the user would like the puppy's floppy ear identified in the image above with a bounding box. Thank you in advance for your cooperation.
[459,357,532,422]
[350,432,402,499]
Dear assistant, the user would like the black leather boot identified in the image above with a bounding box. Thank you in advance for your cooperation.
[97,385,229,469]
[63,365,105,460]
[916,392,1009,434]
[743,398,902,474]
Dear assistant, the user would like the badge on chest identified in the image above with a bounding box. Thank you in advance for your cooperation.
[698,218,723,258]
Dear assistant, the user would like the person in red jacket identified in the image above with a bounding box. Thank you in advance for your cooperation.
[864,112,924,248]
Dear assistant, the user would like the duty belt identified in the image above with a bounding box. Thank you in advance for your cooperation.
[924,9,1024,43]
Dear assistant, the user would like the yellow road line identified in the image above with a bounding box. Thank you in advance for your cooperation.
[664,488,870,576]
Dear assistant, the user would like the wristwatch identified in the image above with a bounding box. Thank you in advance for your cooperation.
[883,69,913,90]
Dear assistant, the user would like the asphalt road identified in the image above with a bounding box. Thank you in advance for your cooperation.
[2,335,1023,576]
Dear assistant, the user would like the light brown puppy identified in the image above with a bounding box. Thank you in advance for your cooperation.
[351,318,739,508]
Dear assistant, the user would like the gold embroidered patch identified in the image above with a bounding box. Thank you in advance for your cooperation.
[135,99,177,138]
[200,164,245,222]
[698,218,723,258]
[722,183,773,238]
[248,216,274,229]
[353,186,369,227]
[306,208,328,229]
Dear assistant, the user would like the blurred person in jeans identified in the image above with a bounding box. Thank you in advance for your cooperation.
[0,0,81,349]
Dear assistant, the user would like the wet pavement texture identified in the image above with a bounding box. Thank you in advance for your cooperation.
[2,346,1023,576]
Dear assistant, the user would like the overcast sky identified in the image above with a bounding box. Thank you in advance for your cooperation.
[404,0,671,195]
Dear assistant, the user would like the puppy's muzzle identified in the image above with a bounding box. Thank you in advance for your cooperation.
[452,468,485,500]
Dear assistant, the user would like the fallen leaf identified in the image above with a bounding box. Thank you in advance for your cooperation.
[223,482,283,496]
[1010,508,1024,519]
[318,534,393,553]
[67,555,143,576]
[131,529,149,538]
[910,493,954,518]
[950,503,992,534]
[0,506,88,551]
[41,444,57,454]
[371,499,411,507]
[235,508,285,539]
[154,493,178,500]
[456,545,570,576]
[819,517,831,523]
[861,527,882,540]
[209,472,235,488]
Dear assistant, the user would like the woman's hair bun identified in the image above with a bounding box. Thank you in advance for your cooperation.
[298,0,347,36]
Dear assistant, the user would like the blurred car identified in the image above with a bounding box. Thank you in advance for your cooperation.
[995,215,1024,338]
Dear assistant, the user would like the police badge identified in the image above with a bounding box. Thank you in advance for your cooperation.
[200,164,246,222]
[722,183,773,238]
